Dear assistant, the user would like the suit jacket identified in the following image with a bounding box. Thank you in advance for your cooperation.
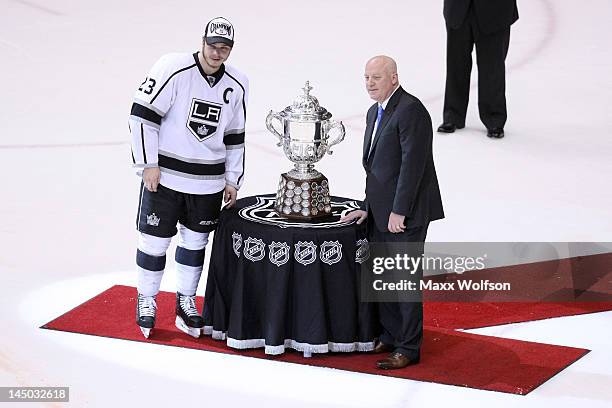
[361,87,444,231]
[443,0,519,34]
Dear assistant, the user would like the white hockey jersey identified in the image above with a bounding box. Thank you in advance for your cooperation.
[129,52,248,194]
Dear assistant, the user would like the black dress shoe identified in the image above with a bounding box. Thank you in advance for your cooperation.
[372,340,394,354]
[487,128,504,138]
[376,352,420,370]
[437,122,464,133]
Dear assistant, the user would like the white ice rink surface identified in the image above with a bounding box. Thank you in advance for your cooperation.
[1,0,611,406]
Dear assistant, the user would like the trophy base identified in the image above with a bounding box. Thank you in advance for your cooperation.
[275,173,332,220]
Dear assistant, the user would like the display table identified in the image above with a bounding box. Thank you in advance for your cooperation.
[202,194,377,356]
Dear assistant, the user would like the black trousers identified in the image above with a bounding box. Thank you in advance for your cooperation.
[442,8,511,130]
[368,215,429,359]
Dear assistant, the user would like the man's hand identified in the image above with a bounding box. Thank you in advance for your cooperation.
[223,185,238,209]
[143,167,161,192]
[388,212,406,233]
[340,210,368,224]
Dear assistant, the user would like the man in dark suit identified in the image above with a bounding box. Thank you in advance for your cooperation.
[438,0,519,138]
[342,56,444,369]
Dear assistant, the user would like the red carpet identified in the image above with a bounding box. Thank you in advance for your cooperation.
[42,284,611,395]
[424,301,612,330]
[423,251,612,329]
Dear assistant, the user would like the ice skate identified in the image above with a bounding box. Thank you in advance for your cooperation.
[175,292,204,338]
[136,293,157,339]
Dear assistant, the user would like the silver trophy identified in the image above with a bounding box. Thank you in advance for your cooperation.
[266,81,345,220]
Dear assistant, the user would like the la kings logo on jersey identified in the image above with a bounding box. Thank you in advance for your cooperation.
[187,98,222,142]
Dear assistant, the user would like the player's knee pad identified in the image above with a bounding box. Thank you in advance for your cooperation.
[137,233,171,273]
[137,232,172,256]
[177,224,209,251]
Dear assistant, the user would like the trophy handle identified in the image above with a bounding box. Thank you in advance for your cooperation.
[266,110,284,147]
[325,120,345,155]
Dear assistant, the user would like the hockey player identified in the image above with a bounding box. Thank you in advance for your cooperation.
[128,17,248,339]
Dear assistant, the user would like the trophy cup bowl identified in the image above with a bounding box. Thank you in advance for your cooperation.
[266,81,345,220]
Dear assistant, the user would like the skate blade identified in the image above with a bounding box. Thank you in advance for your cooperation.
[140,326,152,339]
[175,316,202,338]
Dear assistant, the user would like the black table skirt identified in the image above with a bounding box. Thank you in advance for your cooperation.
[202,194,378,355]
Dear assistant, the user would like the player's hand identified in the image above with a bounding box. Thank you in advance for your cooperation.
[340,210,368,224]
[143,167,161,192]
[388,212,406,233]
[223,185,238,209]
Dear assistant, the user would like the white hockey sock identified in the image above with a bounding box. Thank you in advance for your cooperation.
[175,261,203,296]
[136,233,172,296]
[137,267,164,297]
[176,225,209,296]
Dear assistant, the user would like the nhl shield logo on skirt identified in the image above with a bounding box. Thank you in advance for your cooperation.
[355,238,370,264]
[320,241,343,265]
[187,98,223,142]
[268,241,290,267]
[232,232,243,258]
[243,237,265,262]
[294,241,317,266]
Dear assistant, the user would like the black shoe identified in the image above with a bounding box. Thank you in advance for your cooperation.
[136,293,157,338]
[175,292,204,338]
[487,128,504,138]
[437,122,464,133]
[376,352,420,369]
